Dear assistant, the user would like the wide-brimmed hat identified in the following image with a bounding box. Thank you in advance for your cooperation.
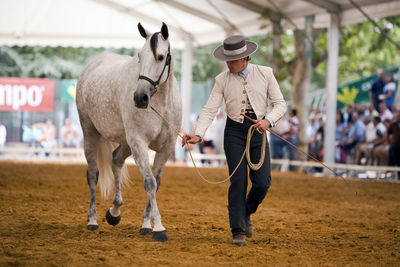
[213,35,258,61]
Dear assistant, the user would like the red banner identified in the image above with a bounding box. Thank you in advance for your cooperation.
[0,77,54,112]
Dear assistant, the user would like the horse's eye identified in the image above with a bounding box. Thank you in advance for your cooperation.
[157,55,164,61]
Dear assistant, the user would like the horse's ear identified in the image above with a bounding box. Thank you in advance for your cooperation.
[161,22,169,40]
[138,22,148,39]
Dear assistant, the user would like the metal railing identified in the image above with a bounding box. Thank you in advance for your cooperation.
[1,147,399,181]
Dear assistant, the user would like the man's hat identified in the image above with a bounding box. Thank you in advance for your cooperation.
[213,35,258,61]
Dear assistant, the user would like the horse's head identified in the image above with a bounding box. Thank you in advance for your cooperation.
[134,22,171,109]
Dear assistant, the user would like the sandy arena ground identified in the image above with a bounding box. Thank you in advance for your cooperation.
[0,161,399,266]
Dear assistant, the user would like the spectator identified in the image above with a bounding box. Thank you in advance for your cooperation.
[342,105,353,124]
[309,107,319,121]
[387,112,400,167]
[272,109,299,171]
[307,116,321,159]
[200,117,219,166]
[0,121,6,155]
[60,117,82,148]
[379,73,396,112]
[335,110,347,163]
[358,104,370,120]
[313,116,325,166]
[32,119,57,150]
[341,111,365,163]
[270,115,291,159]
[369,69,385,113]
[355,116,386,165]
[374,119,392,166]
[379,102,393,122]
[335,110,346,142]
[287,108,299,161]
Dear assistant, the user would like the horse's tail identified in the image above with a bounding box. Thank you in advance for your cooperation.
[97,137,130,200]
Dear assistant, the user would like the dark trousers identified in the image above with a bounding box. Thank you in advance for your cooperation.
[224,115,271,234]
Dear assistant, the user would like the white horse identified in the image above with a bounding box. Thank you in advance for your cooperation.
[76,22,182,242]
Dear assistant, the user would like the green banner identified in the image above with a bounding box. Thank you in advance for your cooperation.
[337,67,398,109]
[61,79,77,102]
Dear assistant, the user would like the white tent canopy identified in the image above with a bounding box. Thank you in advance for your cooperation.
[1,0,399,48]
[1,0,400,167]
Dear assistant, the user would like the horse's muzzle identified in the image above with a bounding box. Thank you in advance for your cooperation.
[134,91,149,108]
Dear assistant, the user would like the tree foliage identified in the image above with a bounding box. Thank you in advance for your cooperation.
[0,46,136,79]
[0,15,399,89]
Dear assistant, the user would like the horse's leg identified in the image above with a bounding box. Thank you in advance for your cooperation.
[140,147,172,238]
[130,144,168,242]
[105,144,131,226]
[82,125,101,231]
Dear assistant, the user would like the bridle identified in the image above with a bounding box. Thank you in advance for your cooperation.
[138,46,171,96]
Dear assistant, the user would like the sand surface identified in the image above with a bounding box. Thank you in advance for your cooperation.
[0,162,399,266]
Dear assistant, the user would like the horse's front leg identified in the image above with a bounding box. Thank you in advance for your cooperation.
[140,145,173,237]
[105,144,131,226]
[131,144,168,242]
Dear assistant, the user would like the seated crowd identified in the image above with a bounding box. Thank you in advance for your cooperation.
[335,102,400,166]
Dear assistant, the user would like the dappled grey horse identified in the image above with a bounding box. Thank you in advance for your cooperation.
[76,22,182,242]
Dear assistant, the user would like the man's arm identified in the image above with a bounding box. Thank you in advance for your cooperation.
[194,77,224,138]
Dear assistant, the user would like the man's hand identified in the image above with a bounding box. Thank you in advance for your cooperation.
[254,119,270,133]
[181,134,201,147]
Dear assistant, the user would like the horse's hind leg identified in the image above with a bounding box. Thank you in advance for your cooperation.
[105,144,131,226]
[83,127,101,231]
[140,147,172,240]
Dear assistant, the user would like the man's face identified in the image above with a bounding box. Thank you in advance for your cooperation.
[226,58,247,73]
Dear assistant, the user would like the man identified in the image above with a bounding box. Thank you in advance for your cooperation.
[379,102,393,122]
[342,111,366,163]
[270,114,290,159]
[32,118,57,150]
[387,111,400,167]
[60,117,82,148]
[379,73,396,111]
[354,116,386,165]
[369,69,385,113]
[182,35,286,246]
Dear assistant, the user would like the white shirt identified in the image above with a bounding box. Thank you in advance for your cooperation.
[195,64,286,137]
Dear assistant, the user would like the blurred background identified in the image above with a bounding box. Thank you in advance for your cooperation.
[0,0,399,178]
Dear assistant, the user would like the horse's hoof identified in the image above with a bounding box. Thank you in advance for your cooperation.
[87,224,99,231]
[152,230,168,242]
[139,228,152,235]
[105,209,121,226]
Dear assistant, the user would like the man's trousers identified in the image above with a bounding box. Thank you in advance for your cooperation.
[224,115,271,234]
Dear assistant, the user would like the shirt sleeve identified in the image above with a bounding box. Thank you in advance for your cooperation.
[195,77,224,137]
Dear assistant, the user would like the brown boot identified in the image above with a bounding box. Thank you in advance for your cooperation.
[232,233,247,246]
[245,215,253,238]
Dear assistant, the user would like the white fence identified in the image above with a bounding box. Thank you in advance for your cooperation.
[1,146,399,181]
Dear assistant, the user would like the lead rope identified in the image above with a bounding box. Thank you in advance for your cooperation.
[150,106,266,184]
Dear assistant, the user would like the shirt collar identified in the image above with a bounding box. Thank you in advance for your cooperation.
[236,63,250,80]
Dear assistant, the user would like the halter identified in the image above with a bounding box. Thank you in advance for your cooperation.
[138,46,171,95]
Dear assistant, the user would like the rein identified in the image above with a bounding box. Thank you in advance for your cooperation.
[150,106,266,184]
[151,106,357,195]
[138,47,171,95]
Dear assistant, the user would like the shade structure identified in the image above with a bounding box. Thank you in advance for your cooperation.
[1,0,399,48]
